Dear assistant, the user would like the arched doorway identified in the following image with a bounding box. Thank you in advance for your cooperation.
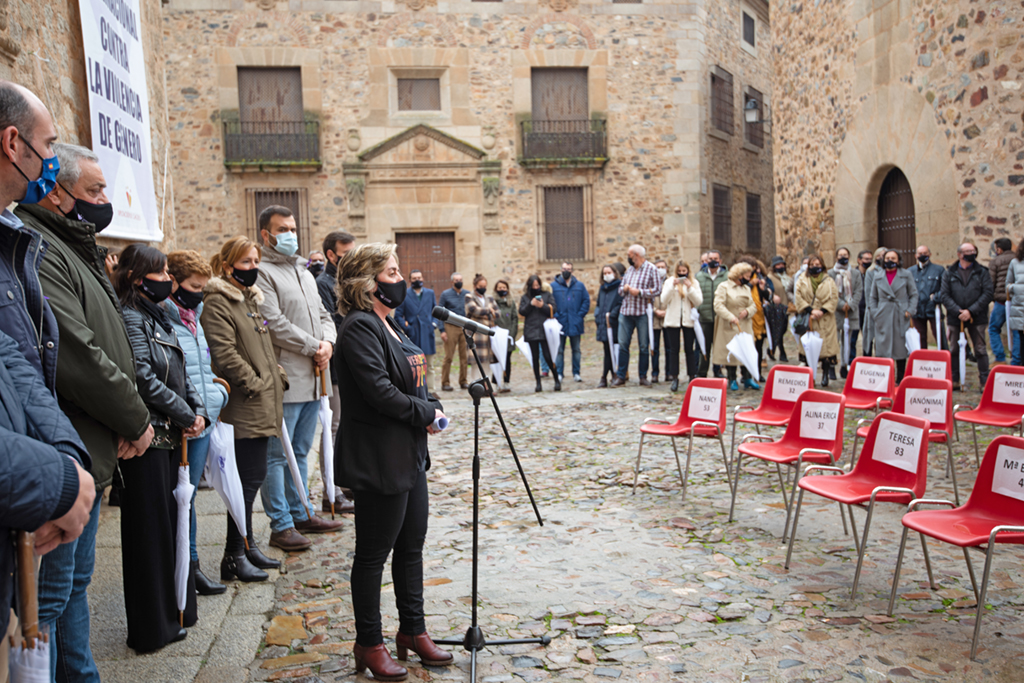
[877,167,916,266]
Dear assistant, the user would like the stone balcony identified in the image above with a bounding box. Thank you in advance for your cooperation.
[223,120,321,173]
[518,118,608,170]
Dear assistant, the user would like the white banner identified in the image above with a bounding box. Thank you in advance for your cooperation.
[80,0,160,241]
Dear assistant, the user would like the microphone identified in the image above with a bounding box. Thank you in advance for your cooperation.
[432,306,496,337]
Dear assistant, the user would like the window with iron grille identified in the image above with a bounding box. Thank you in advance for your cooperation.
[746,193,762,249]
[710,68,734,136]
[713,184,732,247]
[246,188,311,256]
[743,12,756,47]
[745,88,764,148]
[538,186,594,262]
[398,78,442,111]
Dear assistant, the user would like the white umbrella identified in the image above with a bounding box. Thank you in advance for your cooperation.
[726,331,760,382]
[206,420,248,549]
[173,441,195,627]
[543,318,562,365]
[606,313,619,373]
[691,308,706,357]
[801,331,823,382]
[316,368,336,518]
[935,305,942,349]
[281,420,314,521]
[843,317,851,368]
[491,327,510,373]
[958,321,968,390]
[515,336,533,369]
[646,303,655,361]
[905,326,922,353]
[9,531,48,683]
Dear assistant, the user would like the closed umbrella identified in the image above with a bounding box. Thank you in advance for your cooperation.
[801,330,823,382]
[726,331,760,382]
[9,531,48,683]
[606,313,619,373]
[646,303,655,361]
[515,336,533,369]
[172,440,195,627]
[206,420,248,549]
[316,368,336,518]
[959,321,969,390]
[905,326,922,353]
[490,327,509,390]
[935,305,942,348]
[281,419,314,521]
[843,317,851,368]
[691,308,706,357]
[543,318,562,365]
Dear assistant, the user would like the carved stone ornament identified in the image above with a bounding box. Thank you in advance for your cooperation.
[256,0,276,9]
[481,126,496,150]
[346,129,361,152]
[413,135,430,152]
[405,0,427,10]
[346,178,365,213]
[549,0,569,11]
[0,0,21,64]
[482,177,500,213]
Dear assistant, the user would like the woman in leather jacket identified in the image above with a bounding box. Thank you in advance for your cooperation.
[113,244,208,653]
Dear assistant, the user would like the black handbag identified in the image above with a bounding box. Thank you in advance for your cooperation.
[793,287,818,336]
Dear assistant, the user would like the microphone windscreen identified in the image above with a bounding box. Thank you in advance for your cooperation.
[432,306,449,321]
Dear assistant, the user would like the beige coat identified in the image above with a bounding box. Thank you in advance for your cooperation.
[795,275,841,359]
[712,280,758,366]
[661,277,703,328]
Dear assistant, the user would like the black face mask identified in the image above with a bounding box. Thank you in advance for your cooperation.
[172,287,204,310]
[411,280,423,289]
[374,278,406,309]
[875,259,883,267]
[708,260,720,269]
[774,266,786,274]
[63,196,114,232]
[837,257,849,266]
[627,257,635,267]
[963,253,978,264]
[884,261,899,270]
[860,261,872,269]
[808,266,824,276]
[231,267,259,288]
[531,288,542,296]
[453,281,463,290]
[496,290,508,298]
[308,262,324,277]
[562,270,572,281]
[739,277,750,286]
[138,277,172,304]
[475,286,487,296]
[917,255,930,264]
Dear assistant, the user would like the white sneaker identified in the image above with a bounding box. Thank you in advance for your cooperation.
[574,374,582,382]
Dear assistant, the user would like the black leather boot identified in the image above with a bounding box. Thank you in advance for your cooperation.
[535,379,542,392]
[821,362,831,387]
[554,376,562,391]
[245,542,281,570]
[221,551,268,582]
[193,560,227,595]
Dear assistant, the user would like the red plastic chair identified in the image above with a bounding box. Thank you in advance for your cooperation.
[886,435,1024,660]
[850,377,959,505]
[730,390,847,541]
[633,378,729,501]
[953,365,1024,465]
[730,365,814,456]
[905,349,952,383]
[785,412,931,597]
[841,357,896,413]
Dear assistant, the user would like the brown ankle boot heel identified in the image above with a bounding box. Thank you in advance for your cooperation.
[395,631,453,667]
[353,643,408,681]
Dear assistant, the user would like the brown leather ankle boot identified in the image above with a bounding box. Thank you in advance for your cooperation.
[353,643,407,681]
[395,631,453,667]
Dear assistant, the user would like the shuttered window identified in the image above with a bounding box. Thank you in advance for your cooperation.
[238,68,303,123]
[538,186,594,262]
[532,68,588,122]
[743,12,756,47]
[397,78,442,111]
[713,184,732,247]
[710,68,734,135]
[247,188,311,256]
[745,87,764,148]
[746,193,762,249]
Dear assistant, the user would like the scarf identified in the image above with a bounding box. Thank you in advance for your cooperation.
[138,297,175,335]
[175,301,198,336]
[833,263,852,300]
[809,271,827,292]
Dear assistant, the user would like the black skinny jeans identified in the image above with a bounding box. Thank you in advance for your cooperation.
[528,339,556,381]
[683,327,699,378]
[352,470,429,646]
[663,326,681,379]
[226,437,268,553]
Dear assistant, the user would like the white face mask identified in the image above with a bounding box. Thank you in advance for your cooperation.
[656,267,667,278]
[603,273,615,283]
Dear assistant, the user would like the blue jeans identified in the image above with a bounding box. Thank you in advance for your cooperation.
[989,303,1007,361]
[37,493,102,683]
[556,334,582,377]
[616,313,650,380]
[1012,330,1023,366]
[262,400,320,533]
[187,431,213,561]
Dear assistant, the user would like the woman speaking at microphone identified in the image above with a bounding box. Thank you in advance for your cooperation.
[334,243,450,682]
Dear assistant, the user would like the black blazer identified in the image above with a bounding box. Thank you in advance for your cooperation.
[334,309,442,495]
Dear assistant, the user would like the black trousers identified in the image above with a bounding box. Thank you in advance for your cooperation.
[352,470,429,646]
[120,447,197,652]
[663,327,681,379]
[226,437,268,553]
[697,321,721,377]
[528,339,556,381]
[601,339,615,379]
[949,322,990,385]
[682,327,699,378]
[651,328,663,377]
[503,345,513,383]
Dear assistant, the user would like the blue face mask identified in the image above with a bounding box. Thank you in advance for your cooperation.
[11,139,60,205]
[272,231,298,257]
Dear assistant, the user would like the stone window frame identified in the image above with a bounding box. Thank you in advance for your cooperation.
[740,2,759,57]
[743,85,765,150]
[389,67,452,123]
[363,48,476,129]
[216,47,322,115]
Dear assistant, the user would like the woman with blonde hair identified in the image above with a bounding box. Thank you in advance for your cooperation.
[661,260,703,392]
[795,253,841,386]
[201,236,287,583]
[334,243,450,681]
[713,262,759,391]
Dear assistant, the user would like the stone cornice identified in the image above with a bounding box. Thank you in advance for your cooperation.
[357,124,486,162]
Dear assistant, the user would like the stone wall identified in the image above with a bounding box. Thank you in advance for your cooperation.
[772,0,1024,267]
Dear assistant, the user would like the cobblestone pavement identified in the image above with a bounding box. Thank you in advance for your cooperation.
[89,330,1024,682]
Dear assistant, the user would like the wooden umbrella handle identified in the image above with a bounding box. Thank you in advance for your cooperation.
[15,531,39,646]
[181,437,188,467]
[319,365,329,397]
[213,377,230,395]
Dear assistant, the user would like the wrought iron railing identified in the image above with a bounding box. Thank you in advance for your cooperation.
[223,120,320,164]
[520,119,607,162]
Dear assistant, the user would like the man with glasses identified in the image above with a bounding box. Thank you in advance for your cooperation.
[939,242,994,389]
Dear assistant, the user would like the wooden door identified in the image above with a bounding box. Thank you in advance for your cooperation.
[395,232,457,297]
[877,167,916,266]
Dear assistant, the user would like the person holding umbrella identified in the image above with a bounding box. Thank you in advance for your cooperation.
[334,243,451,681]
[595,265,623,388]
[113,245,208,652]
[829,247,862,379]
[202,236,288,583]
[712,262,759,391]
[939,242,994,390]
[492,279,518,390]
[795,254,841,386]
[464,274,499,379]
[867,250,918,383]
[660,261,702,392]
[520,274,559,392]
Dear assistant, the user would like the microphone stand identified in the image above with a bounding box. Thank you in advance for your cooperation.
[434,328,549,681]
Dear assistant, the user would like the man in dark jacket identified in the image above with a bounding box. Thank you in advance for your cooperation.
[939,242,994,389]
[695,251,727,378]
[394,269,438,396]
[911,244,947,350]
[551,261,591,382]
[15,140,153,681]
[315,230,355,513]
[988,237,1014,363]
[0,82,97,669]
[438,272,468,391]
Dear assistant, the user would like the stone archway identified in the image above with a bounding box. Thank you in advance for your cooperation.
[834,82,957,258]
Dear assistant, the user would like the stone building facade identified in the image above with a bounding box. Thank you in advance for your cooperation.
[772,0,1024,266]
[161,0,775,293]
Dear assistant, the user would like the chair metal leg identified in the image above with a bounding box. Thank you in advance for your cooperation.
[632,433,645,494]
[837,501,849,536]
[774,463,790,509]
[728,453,743,522]
[970,542,999,660]
[963,547,980,603]
[848,505,860,555]
[947,440,960,506]
[849,431,861,469]
[682,432,694,502]
[730,418,737,465]
[671,437,685,490]
[851,500,877,598]
[887,526,913,616]
[784,487,806,568]
[920,533,936,589]
[954,417,960,442]
[782,463,800,543]
[718,435,733,492]
[971,423,980,466]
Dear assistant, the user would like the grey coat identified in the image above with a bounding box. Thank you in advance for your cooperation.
[868,268,918,361]
[861,265,882,351]
[829,265,862,333]
[1004,258,1024,332]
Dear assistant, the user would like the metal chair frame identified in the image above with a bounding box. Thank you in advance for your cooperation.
[632,419,731,502]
